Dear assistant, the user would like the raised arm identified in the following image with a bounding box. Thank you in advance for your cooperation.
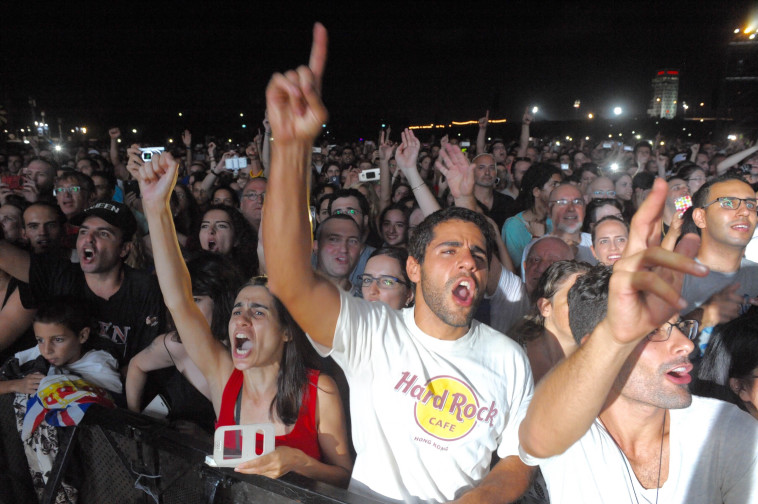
[109,128,129,181]
[717,143,758,175]
[127,146,231,392]
[476,110,489,156]
[182,129,192,171]
[263,23,340,349]
[396,128,440,216]
[519,178,708,458]
[517,108,533,158]
[261,113,272,177]
[377,128,394,212]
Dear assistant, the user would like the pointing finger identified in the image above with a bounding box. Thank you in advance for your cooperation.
[309,22,329,94]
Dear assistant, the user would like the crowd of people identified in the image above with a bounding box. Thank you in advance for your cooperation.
[1,23,758,503]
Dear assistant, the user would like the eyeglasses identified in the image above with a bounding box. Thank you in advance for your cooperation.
[333,208,362,216]
[550,198,585,207]
[241,192,265,202]
[592,190,616,197]
[646,319,698,342]
[702,196,757,212]
[53,186,81,195]
[358,274,407,289]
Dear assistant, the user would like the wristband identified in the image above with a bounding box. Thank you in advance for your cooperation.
[411,182,426,192]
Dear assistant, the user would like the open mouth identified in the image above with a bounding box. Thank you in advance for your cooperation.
[665,364,692,385]
[82,248,95,261]
[731,222,751,232]
[606,254,622,262]
[207,240,217,252]
[451,277,476,307]
[233,332,253,358]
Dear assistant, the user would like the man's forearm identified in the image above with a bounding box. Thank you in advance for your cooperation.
[453,456,533,504]
[717,144,758,174]
[519,319,637,458]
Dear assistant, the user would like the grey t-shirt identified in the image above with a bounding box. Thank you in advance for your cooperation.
[680,258,758,316]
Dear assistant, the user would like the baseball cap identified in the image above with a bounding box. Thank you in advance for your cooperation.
[70,201,137,239]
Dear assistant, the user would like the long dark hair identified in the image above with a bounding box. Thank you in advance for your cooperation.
[186,251,245,342]
[245,277,319,425]
[694,315,758,411]
[516,163,562,212]
[193,204,259,278]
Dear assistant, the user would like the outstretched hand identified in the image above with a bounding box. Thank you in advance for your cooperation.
[603,178,708,345]
[126,145,179,208]
[265,23,329,146]
[395,128,420,169]
[435,143,475,200]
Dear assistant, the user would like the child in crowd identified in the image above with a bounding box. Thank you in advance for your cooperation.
[1,296,121,503]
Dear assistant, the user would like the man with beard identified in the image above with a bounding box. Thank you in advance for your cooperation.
[263,24,533,504]
[544,183,594,264]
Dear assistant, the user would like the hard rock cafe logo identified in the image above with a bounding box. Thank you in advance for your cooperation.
[394,372,498,442]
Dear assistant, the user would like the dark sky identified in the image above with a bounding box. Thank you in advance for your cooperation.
[1,1,756,141]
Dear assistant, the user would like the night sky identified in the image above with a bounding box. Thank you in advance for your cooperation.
[2,1,756,142]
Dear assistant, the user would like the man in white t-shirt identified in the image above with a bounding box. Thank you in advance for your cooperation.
[518,184,758,503]
[262,24,534,504]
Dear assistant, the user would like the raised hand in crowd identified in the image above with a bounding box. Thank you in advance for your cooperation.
[377,127,395,211]
[476,109,489,155]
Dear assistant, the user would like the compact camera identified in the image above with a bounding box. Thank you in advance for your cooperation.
[139,147,165,162]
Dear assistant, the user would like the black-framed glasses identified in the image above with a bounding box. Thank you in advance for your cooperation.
[358,274,407,290]
[702,196,757,212]
[550,198,585,207]
[333,208,362,216]
[646,319,698,342]
[241,191,265,202]
[53,186,81,195]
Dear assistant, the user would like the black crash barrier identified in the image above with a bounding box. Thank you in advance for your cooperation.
[0,394,383,504]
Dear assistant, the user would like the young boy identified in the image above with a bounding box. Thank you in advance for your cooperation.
[2,296,121,502]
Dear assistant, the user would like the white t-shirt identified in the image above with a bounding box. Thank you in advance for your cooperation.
[311,289,533,503]
[520,396,758,504]
[487,267,530,335]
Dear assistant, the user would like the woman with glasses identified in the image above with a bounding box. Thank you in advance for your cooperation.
[357,247,414,310]
[127,147,353,486]
[695,314,758,420]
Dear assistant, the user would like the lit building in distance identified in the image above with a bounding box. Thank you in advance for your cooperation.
[647,69,680,119]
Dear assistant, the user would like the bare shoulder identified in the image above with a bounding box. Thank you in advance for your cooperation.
[316,373,339,396]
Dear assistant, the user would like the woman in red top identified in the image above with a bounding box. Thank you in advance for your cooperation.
[128,147,352,487]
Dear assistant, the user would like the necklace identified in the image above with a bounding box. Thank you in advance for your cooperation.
[599,410,666,504]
